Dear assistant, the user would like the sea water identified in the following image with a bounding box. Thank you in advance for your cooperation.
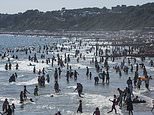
[0,34,153,115]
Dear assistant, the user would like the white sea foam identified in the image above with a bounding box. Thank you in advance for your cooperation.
[14,60,49,72]
[0,96,8,102]
[63,92,123,115]
[15,77,38,86]
[42,93,62,98]
[67,85,76,89]
[65,92,78,96]
[145,66,154,72]
[36,105,55,110]
[0,65,6,71]
[67,111,93,115]
[83,93,123,115]
[18,74,25,78]
[69,63,93,69]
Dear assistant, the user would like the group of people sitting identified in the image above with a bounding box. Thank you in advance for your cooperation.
[132,96,146,103]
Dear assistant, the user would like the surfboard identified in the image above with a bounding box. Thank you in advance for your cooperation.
[20,98,34,105]
[98,72,104,79]
[51,92,62,96]
[39,92,62,97]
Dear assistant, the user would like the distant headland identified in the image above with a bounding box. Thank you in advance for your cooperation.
[0,3,154,32]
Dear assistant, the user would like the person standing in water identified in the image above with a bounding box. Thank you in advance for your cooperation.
[74,83,83,97]
[93,107,100,115]
[106,71,110,84]
[117,88,124,108]
[86,67,89,77]
[77,100,83,113]
[23,85,30,100]
[107,95,117,114]
[126,98,133,115]
[34,85,39,96]
[54,81,60,93]
[74,70,79,81]
[20,91,24,103]
[11,103,15,115]
[6,105,12,115]
[89,72,92,80]
[145,75,151,91]
[2,98,9,113]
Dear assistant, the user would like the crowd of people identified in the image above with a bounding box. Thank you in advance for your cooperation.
[1,36,154,115]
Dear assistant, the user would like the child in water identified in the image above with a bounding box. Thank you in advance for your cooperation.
[77,100,82,113]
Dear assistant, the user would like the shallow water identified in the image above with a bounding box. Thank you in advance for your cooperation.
[0,34,153,115]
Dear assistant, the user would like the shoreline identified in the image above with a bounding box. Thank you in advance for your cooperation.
[1,31,154,58]
[0,30,145,38]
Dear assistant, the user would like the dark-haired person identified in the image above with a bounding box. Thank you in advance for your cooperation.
[77,100,82,113]
[107,95,117,114]
[93,107,100,115]
[74,83,83,97]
